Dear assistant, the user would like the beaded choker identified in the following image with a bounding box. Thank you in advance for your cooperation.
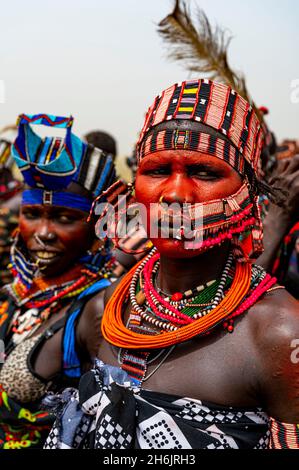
[3,232,114,344]
[5,259,114,347]
[129,253,234,331]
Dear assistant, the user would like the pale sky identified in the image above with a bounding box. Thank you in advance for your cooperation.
[0,0,298,159]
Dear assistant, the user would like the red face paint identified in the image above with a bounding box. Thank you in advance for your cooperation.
[135,150,243,258]
[19,204,94,277]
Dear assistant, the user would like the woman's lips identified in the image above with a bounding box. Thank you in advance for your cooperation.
[155,216,198,240]
[30,250,63,265]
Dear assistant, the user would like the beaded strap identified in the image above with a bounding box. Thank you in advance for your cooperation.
[270,418,299,449]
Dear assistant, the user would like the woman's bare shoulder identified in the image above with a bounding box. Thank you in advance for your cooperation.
[104,277,123,306]
[247,289,299,421]
[248,288,299,345]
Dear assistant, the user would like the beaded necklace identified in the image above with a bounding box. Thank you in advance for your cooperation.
[115,251,276,387]
[102,253,277,353]
[129,251,234,331]
[7,272,109,346]
[119,263,231,385]
[118,287,177,387]
[3,253,115,346]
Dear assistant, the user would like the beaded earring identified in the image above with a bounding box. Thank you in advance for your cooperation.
[9,229,37,292]
[232,178,263,262]
[92,180,151,256]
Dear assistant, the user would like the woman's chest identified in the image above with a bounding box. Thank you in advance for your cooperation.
[97,319,260,408]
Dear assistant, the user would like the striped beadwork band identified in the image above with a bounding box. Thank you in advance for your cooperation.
[137,129,245,175]
[137,79,264,175]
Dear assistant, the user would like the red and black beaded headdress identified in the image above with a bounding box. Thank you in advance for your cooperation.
[137,79,264,178]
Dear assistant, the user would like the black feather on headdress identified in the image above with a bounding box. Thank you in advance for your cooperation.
[158,1,285,204]
[158,0,261,118]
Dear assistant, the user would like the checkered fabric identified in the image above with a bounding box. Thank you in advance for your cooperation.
[94,415,133,449]
[45,426,60,449]
[44,360,271,450]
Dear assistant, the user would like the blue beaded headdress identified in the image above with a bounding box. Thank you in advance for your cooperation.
[12,114,116,212]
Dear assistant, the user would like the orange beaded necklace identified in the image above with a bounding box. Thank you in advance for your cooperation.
[101,258,252,350]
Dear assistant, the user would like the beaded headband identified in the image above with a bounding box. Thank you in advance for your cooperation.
[22,189,92,213]
[138,129,245,176]
[137,79,264,176]
[12,114,116,212]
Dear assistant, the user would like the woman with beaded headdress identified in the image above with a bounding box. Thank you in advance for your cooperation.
[0,114,116,449]
[45,79,299,450]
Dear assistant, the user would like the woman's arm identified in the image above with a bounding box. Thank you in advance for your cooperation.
[75,280,122,368]
[253,291,299,448]
[75,291,106,368]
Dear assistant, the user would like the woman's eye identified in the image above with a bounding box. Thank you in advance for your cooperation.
[146,168,170,176]
[57,215,75,223]
[188,169,219,180]
[195,172,213,178]
[23,211,39,220]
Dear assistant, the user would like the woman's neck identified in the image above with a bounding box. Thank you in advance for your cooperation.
[32,264,83,289]
[158,243,231,295]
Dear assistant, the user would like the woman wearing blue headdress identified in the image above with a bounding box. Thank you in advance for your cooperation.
[0,114,116,449]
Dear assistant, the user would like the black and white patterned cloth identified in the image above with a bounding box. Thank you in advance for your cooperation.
[44,359,270,449]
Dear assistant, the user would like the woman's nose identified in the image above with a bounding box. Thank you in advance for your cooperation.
[35,220,57,242]
[161,174,196,205]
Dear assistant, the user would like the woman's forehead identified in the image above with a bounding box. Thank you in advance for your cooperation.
[21,204,86,216]
[138,150,236,168]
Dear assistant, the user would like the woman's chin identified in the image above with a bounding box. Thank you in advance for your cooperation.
[151,238,205,259]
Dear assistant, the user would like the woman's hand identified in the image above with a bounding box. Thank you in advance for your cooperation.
[258,155,299,271]
[269,154,299,222]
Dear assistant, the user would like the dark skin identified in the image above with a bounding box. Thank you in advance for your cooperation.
[14,184,106,380]
[97,144,299,424]
[19,205,94,278]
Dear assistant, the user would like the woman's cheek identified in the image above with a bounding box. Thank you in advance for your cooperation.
[135,177,162,204]
[18,218,34,243]
[59,225,85,245]
[66,224,94,250]
[192,179,242,202]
